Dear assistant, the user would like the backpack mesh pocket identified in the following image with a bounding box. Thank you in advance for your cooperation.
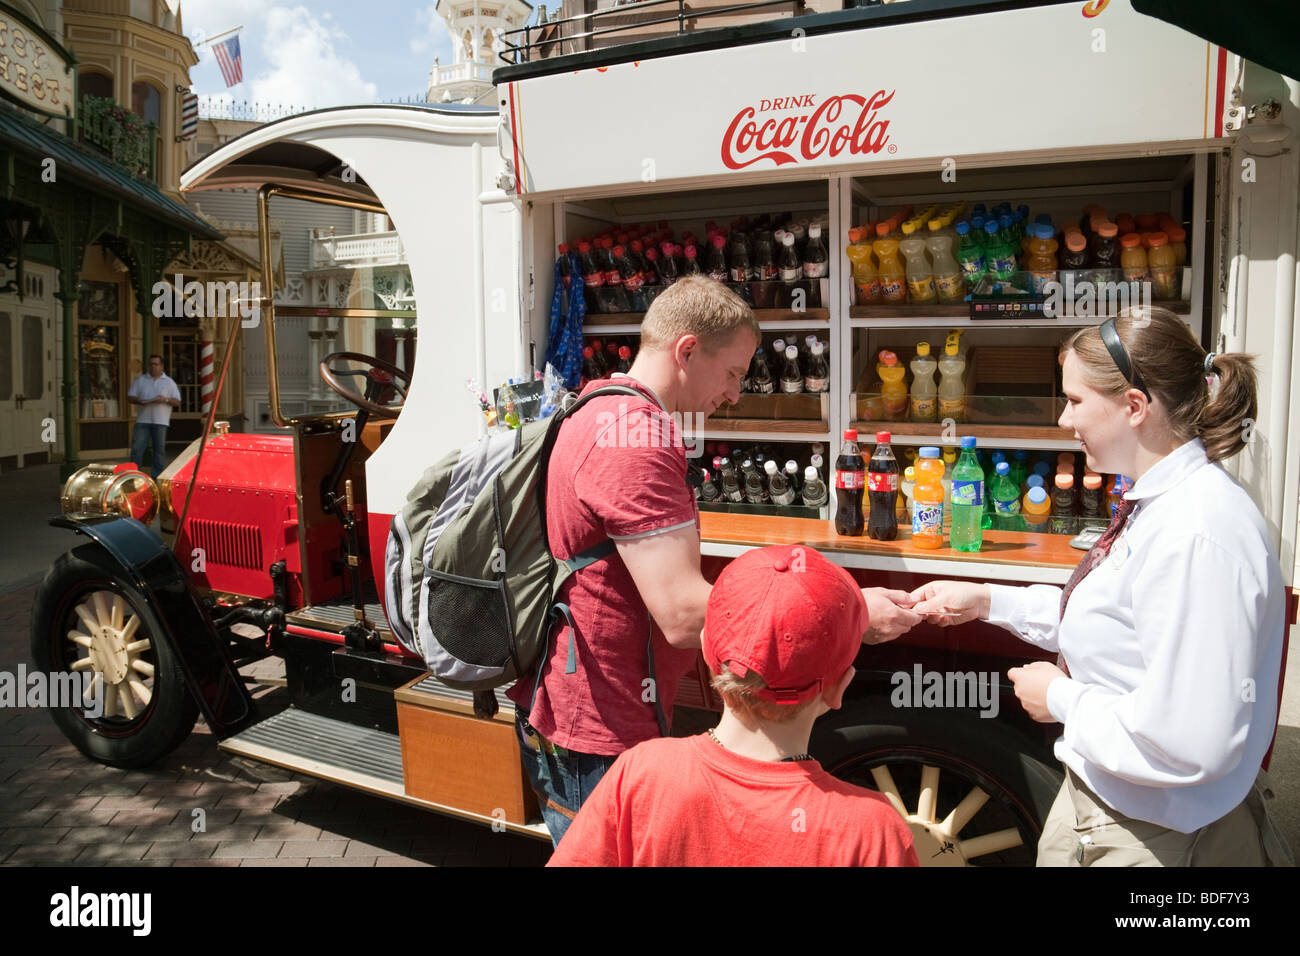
[423,569,516,669]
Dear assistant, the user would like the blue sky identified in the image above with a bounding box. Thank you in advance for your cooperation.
[181,0,541,108]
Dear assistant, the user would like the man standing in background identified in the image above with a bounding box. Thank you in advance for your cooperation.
[127,354,181,477]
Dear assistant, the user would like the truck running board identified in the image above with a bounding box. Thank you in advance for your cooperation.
[219,707,549,841]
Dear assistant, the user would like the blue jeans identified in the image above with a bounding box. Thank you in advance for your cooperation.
[130,422,169,477]
[515,714,618,847]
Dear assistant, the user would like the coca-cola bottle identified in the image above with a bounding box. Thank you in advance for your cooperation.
[801,465,828,508]
[803,223,829,279]
[557,242,572,290]
[729,235,751,283]
[599,239,629,312]
[765,459,795,506]
[682,244,703,277]
[613,244,646,311]
[778,233,801,285]
[616,345,633,373]
[605,341,620,372]
[780,345,803,394]
[834,428,866,536]
[748,348,774,394]
[642,246,661,289]
[578,241,604,313]
[754,231,777,281]
[866,430,899,541]
[700,469,721,503]
[580,346,601,387]
[804,341,829,393]
[658,241,679,285]
[706,234,729,283]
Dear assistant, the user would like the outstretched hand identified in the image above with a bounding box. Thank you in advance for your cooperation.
[1008,661,1066,723]
[909,580,991,627]
[861,588,922,644]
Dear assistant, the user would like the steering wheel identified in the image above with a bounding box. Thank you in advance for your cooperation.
[319,351,412,419]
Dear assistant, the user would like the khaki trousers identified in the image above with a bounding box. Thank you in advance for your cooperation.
[1037,767,1295,867]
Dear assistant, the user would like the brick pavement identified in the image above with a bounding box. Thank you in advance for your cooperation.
[0,583,553,867]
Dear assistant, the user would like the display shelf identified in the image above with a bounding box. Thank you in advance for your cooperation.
[698,513,1079,584]
[583,307,831,331]
[701,418,830,436]
[848,299,1191,328]
[850,420,1079,450]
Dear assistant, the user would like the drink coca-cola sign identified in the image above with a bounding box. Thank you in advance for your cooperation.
[720,90,895,170]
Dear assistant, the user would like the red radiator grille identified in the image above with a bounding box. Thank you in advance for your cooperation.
[190,518,264,570]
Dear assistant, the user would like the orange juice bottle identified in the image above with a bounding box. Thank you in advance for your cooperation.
[877,349,909,421]
[1120,232,1148,282]
[874,223,906,303]
[1167,225,1187,267]
[911,446,945,549]
[1147,231,1178,298]
[846,229,880,304]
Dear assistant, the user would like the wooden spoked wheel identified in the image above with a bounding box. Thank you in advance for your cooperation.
[65,590,156,722]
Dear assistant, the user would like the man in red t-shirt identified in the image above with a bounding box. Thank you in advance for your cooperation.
[548,544,920,866]
[510,276,922,846]
[508,276,760,843]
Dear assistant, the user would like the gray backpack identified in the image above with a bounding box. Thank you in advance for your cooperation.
[384,384,643,709]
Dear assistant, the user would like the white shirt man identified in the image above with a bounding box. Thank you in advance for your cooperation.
[128,355,181,477]
[128,357,181,426]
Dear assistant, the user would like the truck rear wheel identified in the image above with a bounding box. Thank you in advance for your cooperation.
[813,699,1063,867]
[30,548,199,768]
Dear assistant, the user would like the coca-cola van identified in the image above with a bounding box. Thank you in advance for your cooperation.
[32,0,1298,865]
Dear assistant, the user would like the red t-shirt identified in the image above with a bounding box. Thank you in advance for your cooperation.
[547,735,921,867]
[506,376,700,755]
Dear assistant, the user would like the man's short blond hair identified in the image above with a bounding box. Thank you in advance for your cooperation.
[711,664,818,724]
[640,275,760,354]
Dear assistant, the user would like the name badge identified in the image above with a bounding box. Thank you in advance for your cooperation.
[1108,536,1130,569]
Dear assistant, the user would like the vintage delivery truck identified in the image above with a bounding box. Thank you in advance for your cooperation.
[31,0,1300,864]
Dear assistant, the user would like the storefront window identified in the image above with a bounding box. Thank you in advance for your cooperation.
[77,281,121,419]
[161,332,200,413]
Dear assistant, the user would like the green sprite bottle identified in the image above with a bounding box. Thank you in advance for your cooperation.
[950,436,984,552]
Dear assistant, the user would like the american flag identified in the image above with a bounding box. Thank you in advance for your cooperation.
[213,35,243,88]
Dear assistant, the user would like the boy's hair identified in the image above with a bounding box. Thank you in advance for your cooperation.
[711,663,819,724]
[639,275,760,354]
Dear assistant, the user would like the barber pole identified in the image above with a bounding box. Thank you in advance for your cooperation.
[199,339,215,414]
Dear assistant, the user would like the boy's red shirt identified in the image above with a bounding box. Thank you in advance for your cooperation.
[547,735,920,867]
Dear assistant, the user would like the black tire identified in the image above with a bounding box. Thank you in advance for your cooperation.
[812,697,1063,866]
[30,546,199,768]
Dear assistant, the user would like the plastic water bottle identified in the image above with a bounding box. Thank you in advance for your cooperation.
[990,461,1023,530]
[950,436,984,552]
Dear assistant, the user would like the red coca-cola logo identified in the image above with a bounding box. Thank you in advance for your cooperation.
[721,90,895,170]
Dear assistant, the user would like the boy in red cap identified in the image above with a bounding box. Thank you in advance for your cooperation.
[547,544,919,867]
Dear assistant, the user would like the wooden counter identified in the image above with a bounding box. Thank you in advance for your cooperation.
[699,512,1082,584]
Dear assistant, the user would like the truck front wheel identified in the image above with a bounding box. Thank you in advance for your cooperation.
[30,548,199,768]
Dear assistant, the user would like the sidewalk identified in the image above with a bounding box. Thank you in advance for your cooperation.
[0,464,74,596]
[0,582,552,867]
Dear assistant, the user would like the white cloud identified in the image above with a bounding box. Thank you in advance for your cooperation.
[411,3,452,59]
[249,7,377,108]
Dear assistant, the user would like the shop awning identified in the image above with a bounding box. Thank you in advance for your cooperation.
[1132,0,1298,82]
[0,101,222,240]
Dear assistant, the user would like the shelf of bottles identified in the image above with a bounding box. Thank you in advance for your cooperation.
[695,438,830,520]
[839,151,1208,543]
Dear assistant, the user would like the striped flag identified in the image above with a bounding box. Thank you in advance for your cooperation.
[213,35,243,88]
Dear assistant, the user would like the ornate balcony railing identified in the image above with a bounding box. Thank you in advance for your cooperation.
[311,230,406,267]
[79,95,157,179]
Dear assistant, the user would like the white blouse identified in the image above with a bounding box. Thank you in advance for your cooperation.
[986,438,1287,833]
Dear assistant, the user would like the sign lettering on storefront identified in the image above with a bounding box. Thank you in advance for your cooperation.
[0,5,75,118]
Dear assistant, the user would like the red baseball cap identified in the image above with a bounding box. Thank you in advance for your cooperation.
[703,545,866,705]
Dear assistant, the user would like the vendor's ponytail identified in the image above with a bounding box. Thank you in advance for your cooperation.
[1198,353,1258,463]
[1064,307,1260,463]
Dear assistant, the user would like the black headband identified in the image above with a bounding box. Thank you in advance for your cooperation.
[1099,318,1151,401]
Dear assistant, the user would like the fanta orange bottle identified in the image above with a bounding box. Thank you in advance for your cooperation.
[912,446,945,549]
